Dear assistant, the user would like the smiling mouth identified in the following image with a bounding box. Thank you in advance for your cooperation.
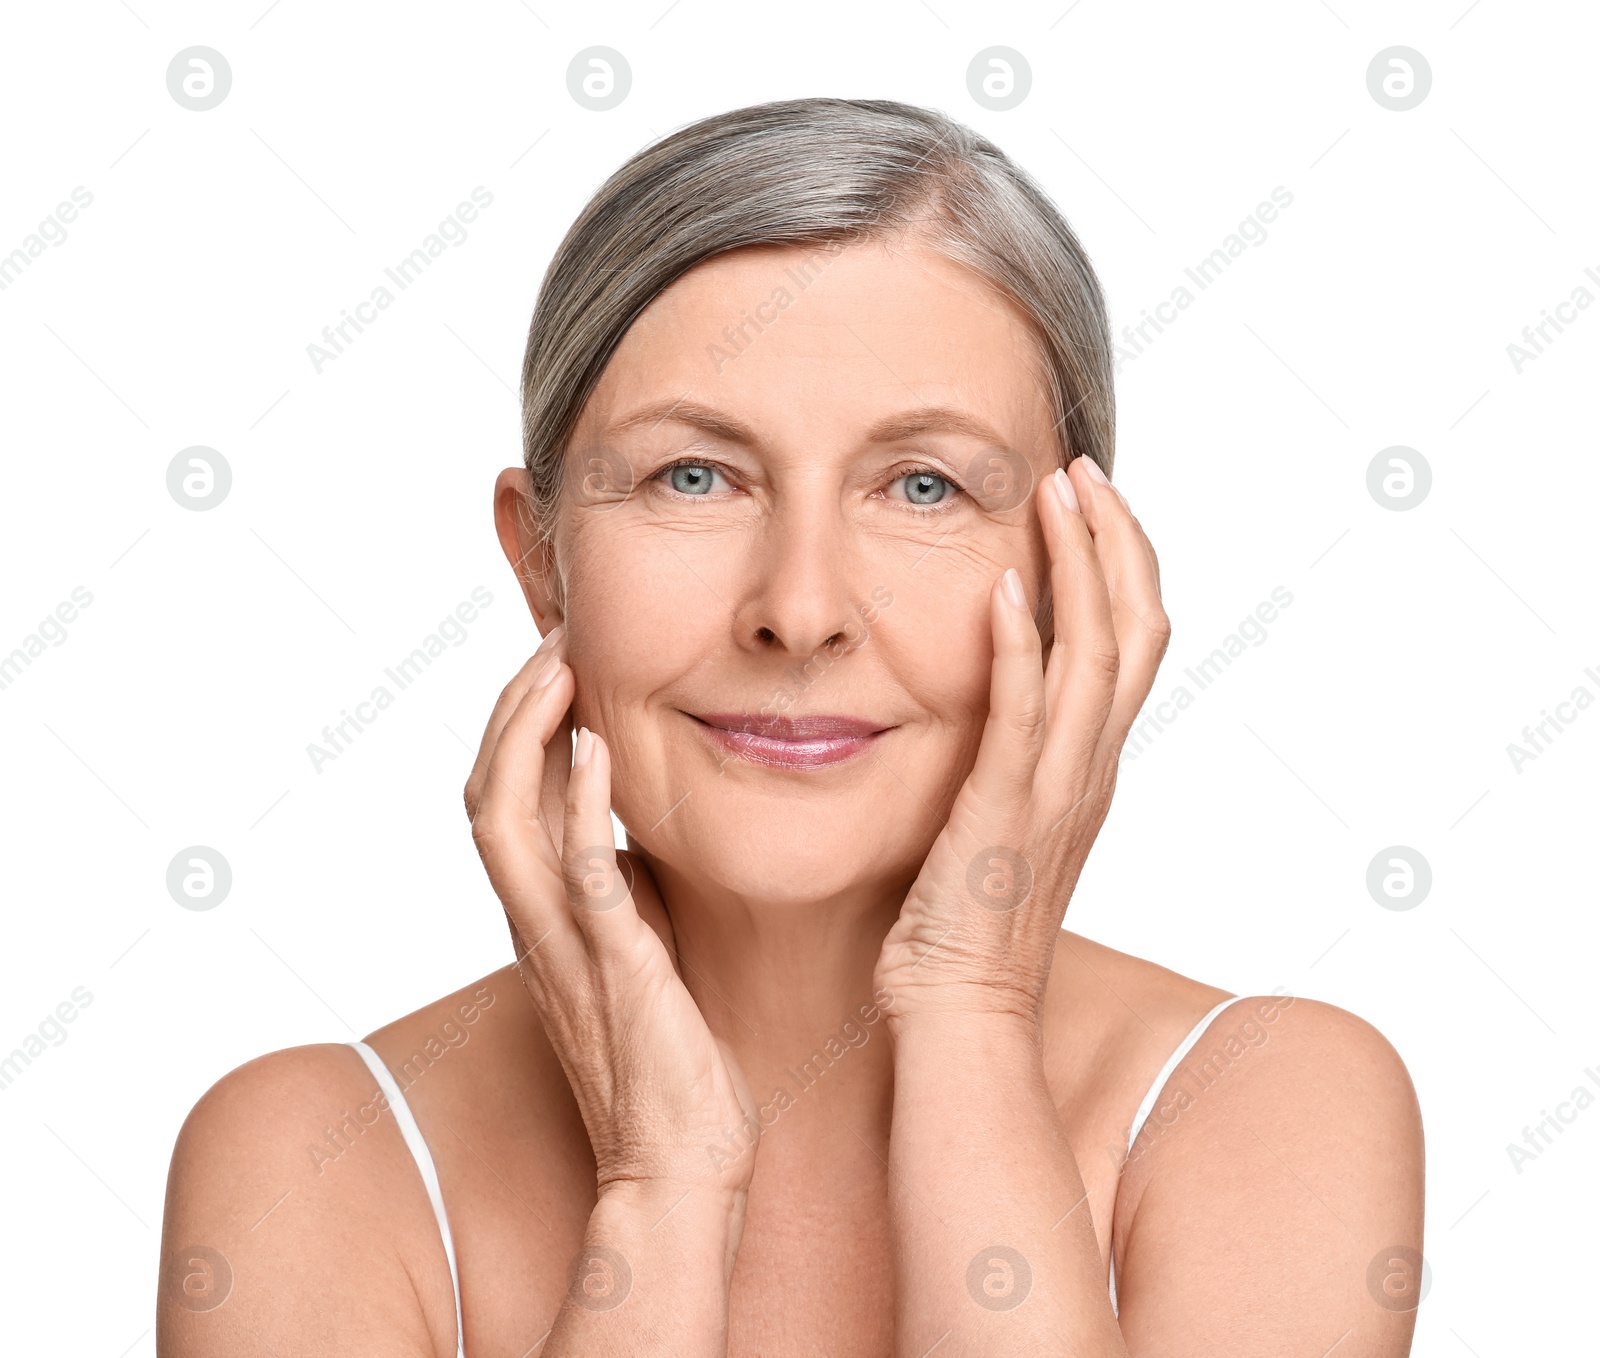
[688,711,890,768]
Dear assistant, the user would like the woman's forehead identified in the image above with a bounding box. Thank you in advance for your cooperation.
[575,237,1057,456]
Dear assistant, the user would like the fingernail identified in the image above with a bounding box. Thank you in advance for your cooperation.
[535,623,566,655]
[532,656,562,689]
[1001,567,1026,610]
[1053,466,1080,514]
[1081,457,1110,487]
[573,727,593,768]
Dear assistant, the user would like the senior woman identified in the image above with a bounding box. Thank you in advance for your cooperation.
[159,99,1424,1356]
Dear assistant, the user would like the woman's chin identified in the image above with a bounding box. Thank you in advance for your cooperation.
[635,814,917,912]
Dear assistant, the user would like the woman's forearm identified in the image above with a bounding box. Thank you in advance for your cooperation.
[886,1012,1128,1357]
[544,1181,741,1355]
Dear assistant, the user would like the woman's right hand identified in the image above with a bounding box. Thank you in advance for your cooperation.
[463,625,759,1220]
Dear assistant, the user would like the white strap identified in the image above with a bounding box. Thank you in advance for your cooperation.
[350,1041,465,1357]
[1109,995,1249,1316]
[1125,996,1244,1155]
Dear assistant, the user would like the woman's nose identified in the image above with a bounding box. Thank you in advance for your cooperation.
[732,502,867,662]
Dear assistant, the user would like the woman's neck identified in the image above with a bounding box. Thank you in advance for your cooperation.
[642,851,908,1135]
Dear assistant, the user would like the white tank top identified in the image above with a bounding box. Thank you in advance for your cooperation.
[1106,994,1247,1315]
[351,992,1251,1348]
[349,1040,466,1358]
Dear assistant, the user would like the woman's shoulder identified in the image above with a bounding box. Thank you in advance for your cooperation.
[1043,930,1234,1101]
[169,972,509,1158]
[159,971,545,1354]
[161,1037,455,1354]
[1043,930,1420,1188]
[167,1039,396,1208]
[1045,929,1414,1098]
[168,969,565,1189]
[1045,931,1424,1329]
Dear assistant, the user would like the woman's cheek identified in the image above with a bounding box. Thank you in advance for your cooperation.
[884,550,996,675]
[871,577,995,801]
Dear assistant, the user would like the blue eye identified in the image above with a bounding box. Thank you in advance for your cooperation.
[661,462,725,496]
[899,471,952,506]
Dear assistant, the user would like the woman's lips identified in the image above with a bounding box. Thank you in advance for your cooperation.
[689,712,889,768]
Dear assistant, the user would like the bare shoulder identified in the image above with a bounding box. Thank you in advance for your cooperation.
[158,1035,464,1357]
[1043,931,1415,1130]
[160,970,590,1356]
[1042,930,1235,1107]
[1113,991,1422,1201]
[1110,984,1425,1355]
[1048,929,1232,1025]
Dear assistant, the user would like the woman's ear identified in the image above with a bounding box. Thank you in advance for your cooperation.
[493,467,564,632]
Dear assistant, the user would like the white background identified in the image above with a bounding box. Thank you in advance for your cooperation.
[1,1,1594,1353]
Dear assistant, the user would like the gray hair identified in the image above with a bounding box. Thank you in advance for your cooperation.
[519,97,1114,559]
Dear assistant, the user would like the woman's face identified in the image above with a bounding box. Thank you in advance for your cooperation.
[548,234,1060,908]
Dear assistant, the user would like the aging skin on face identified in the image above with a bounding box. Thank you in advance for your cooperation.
[159,219,1425,1358]
[518,234,1063,929]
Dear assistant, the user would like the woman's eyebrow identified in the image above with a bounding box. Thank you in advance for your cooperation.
[865,407,1008,445]
[609,398,756,443]
[610,400,1009,449]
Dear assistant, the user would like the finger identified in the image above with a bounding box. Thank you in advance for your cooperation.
[562,730,648,956]
[1037,466,1120,759]
[623,834,682,977]
[464,624,566,821]
[540,702,575,862]
[471,657,582,956]
[958,567,1048,819]
[479,655,572,823]
[1069,458,1171,740]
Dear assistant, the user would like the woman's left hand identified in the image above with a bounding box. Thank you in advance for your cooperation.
[874,455,1170,1025]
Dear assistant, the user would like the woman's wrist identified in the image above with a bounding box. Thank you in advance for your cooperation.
[881,984,1045,1046]
[886,1004,1045,1074]
[546,1180,745,1353]
[881,995,1119,1353]
[593,1175,747,1240]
